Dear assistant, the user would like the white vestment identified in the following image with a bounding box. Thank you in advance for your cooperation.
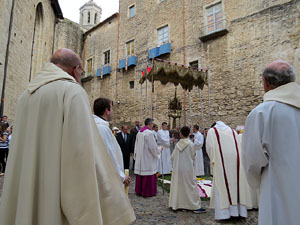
[242,82,300,225]
[157,129,172,174]
[134,129,160,176]
[0,63,135,225]
[94,115,125,182]
[169,138,201,210]
[206,121,251,220]
[193,131,205,176]
[237,134,259,209]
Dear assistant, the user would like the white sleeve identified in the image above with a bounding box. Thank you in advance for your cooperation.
[157,131,170,147]
[145,133,160,158]
[206,129,215,175]
[242,109,269,189]
[97,126,126,182]
[194,133,204,149]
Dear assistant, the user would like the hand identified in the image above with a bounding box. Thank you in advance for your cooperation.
[123,175,131,186]
[170,137,175,142]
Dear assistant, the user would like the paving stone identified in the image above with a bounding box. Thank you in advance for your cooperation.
[0,174,258,225]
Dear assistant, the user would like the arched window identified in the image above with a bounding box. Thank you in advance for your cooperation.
[88,11,90,24]
[30,2,45,81]
[94,13,97,24]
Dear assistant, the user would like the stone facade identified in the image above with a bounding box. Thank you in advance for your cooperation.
[54,18,84,55]
[0,0,62,122]
[81,14,119,108]
[81,0,300,129]
[1,0,299,130]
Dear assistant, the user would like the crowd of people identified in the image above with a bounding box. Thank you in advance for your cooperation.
[0,116,12,177]
[0,48,298,225]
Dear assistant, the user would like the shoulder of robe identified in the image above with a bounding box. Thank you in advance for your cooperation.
[247,101,274,119]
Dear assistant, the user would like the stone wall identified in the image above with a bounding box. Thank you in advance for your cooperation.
[54,18,84,56]
[81,0,300,130]
[0,0,59,122]
[81,14,119,109]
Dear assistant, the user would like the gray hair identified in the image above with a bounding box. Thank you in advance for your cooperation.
[262,65,296,88]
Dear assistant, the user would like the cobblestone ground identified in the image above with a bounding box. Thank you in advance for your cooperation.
[129,173,258,225]
[0,174,258,225]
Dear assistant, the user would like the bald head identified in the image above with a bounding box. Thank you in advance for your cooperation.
[51,48,83,83]
[262,60,295,90]
[51,48,81,69]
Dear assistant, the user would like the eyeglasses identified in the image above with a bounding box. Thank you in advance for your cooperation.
[74,65,85,76]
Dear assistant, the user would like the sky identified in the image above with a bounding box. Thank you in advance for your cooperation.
[58,0,119,23]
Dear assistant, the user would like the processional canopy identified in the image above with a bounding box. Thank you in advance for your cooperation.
[139,59,208,91]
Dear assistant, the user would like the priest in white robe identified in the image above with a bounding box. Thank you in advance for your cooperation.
[157,122,173,174]
[242,60,300,225]
[93,97,130,186]
[206,121,251,220]
[236,130,259,209]
[169,126,205,213]
[0,49,135,225]
[134,118,161,197]
[193,125,205,176]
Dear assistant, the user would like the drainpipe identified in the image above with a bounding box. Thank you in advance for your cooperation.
[52,17,58,55]
[0,0,16,118]
[29,5,38,82]
[182,0,187,125]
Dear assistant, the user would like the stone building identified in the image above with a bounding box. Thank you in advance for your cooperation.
[0,0,63,121]
[0,0,299,130]
[81,0,300,129]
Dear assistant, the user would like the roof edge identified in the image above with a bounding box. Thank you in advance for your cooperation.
[84,13,118,35]
[51,0,63,19]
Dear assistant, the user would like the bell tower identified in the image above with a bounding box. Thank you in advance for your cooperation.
[79,0,102,30]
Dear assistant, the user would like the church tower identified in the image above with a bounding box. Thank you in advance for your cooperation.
[79,0,102,30]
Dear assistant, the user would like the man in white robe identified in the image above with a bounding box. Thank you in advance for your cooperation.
[157,122,173,174]
[169,126,205,213]
[206,121,251,220]
[193,125,205,176]
[134,118,161,197]
[242,60,300,225]
[236,127,259,209]
[93,97,130,186]
[0,49,135,225]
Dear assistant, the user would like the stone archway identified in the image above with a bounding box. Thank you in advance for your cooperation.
[29,2,45,81]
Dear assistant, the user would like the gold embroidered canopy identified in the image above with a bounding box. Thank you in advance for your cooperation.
[139,60,208,91]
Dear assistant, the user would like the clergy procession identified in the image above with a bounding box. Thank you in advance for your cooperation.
[0,48,299,225]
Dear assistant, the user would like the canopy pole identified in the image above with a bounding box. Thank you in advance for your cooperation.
[188,90,192,127]
[208,68,211,125]
[145,72,148,117]
[150,58,154,119]
[198,88,205,130]
[140,83,143,122]
[183,89,187,126]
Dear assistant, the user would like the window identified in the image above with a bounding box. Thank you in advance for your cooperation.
[88,11,90,24]
[129,5,135,18]
[104,50,110,65]
[189,60,198,70]
[87,58,93,74]
[206,3,223,34]
[126,40,135,56]
[94,13,97,24]
[129,81,134,89]
[158,25,168,45]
